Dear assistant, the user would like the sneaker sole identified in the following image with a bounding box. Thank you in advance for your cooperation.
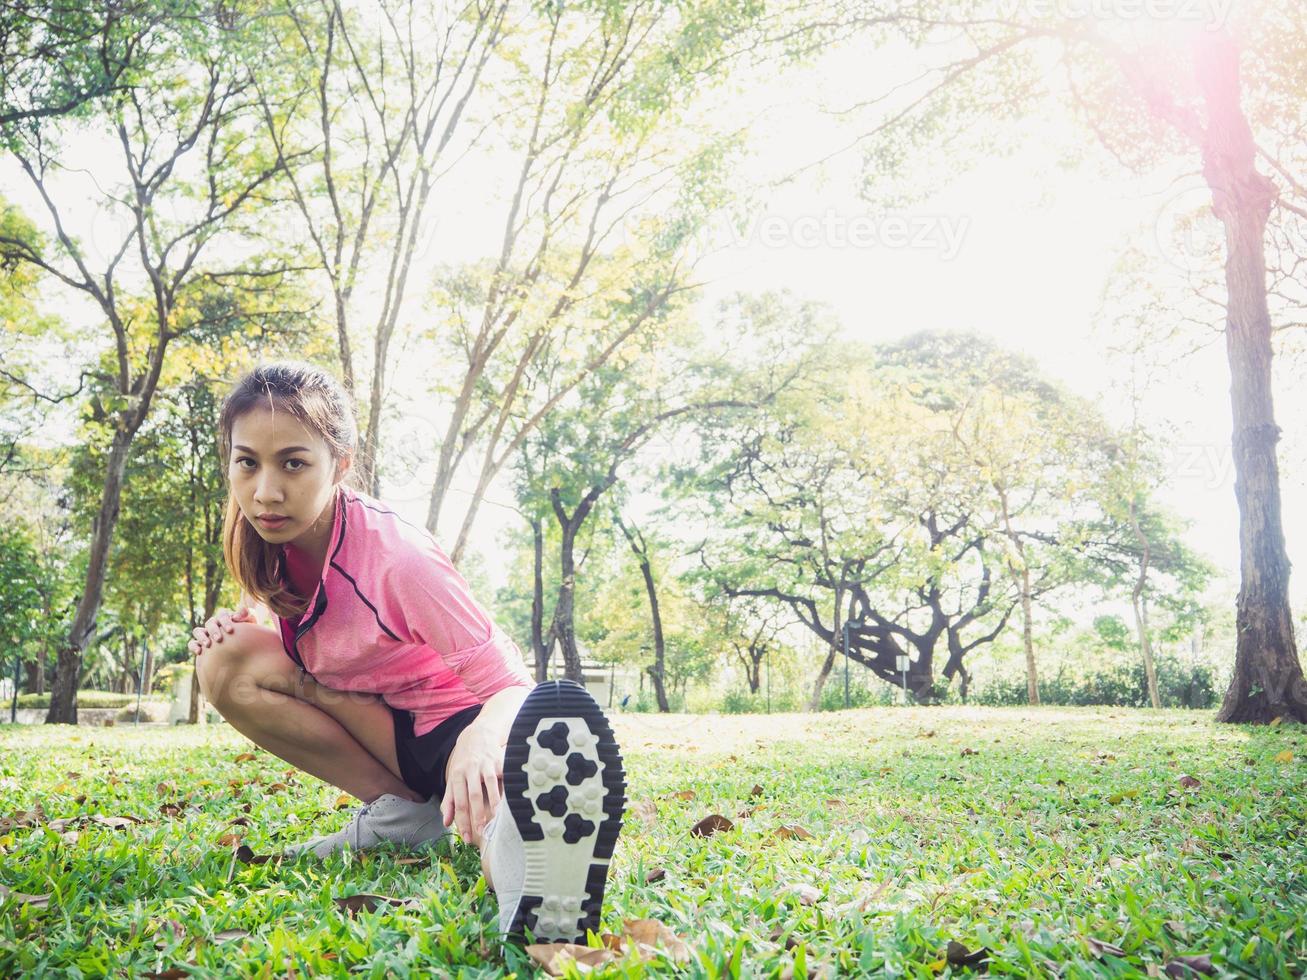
[501,679,626,943]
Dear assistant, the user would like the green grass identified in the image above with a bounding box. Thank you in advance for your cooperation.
[1,707,1304,978]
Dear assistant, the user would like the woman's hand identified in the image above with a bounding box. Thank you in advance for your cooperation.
[187,605,255,657]
[441,722,505,846]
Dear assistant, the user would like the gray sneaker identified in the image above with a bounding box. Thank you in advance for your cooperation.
[283,793,448,859]
[484,680,626,943]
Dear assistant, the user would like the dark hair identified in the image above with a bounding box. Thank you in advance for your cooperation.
[218,361,359,619]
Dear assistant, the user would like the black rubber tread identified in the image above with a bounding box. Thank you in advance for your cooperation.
[500,679,627,943]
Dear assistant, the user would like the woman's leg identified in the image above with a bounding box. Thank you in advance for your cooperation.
[196,621,421,803]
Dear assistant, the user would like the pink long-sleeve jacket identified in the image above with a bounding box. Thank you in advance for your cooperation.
[274,485,533,736]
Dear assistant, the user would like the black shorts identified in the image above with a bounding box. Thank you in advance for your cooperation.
[390,704,483,802]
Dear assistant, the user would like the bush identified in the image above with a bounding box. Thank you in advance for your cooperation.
[16,690,138,709]
[718,687,800,714]
[818,676,896,711]
[115,702,170,723]
[971,656,1219,708]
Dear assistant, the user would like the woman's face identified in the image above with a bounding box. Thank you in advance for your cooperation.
[228,404,347,546]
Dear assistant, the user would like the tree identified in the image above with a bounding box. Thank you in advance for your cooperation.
[420,0,765,562]
[0,524,44,707]
[0,5,296,721]
[511,285,784,685]
[250,0,510,492]
[686,330,1128,706]
[697,591,791,695]
[885,333,1112,705]
[775,1,1306,722]
[613,513,672,711]
[0,1,157,135]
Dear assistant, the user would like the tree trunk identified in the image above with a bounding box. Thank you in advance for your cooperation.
[808,590,843,711]
[1132,589,1161,709]
[47,433,131,723]
[1128,498,1162,709]
[141,638,154,698]
[747,649,763,694]
[23,658,40,694]
[997,487,1038,705]
[1019,569,1038,706]
[1193,35,1307,723]
[617,516,669,712]
[530,516,551,681]
[554,524,584,683]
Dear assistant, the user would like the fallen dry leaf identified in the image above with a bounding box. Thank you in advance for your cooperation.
[750,784,765,797]
[333,793,354,810]
[395,855,429,867]
[621,918,692,963]
[1177,775,1202,790]
[215,832,243,847]
[945,940,990,968]
[1165,953,1216,976]
[155,782,177,797]
[333,893,412,916]
[629,800,657,828]
[1087,937,1127,958]
[644,867,666,884]
[690,814,733,838]
[960,747,979,756]
[234,844,271,866]
[233,752,256,763]
[774,825,814,841]
[90,814,141,830]
[0,805,47,833]
[525,942,617,975]
[790,883,821,906]
[212,928,249,943]
[266,782,288,794]
[1273,749,1294,764]
[0,883,51,908]
[672,790,696,802]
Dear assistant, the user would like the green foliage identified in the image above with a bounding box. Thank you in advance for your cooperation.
[719,687,799,714]
[0,525,43,651]
[14,690,137,709]
[817,675,897,712]
[973,655,1219,709]
[1,711,1303,975]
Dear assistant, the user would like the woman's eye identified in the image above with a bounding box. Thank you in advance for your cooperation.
[234,457,306,471]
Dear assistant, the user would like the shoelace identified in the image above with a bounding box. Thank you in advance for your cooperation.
[345,797,382,849]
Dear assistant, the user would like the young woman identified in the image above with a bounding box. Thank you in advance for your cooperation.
[190,361,625,943]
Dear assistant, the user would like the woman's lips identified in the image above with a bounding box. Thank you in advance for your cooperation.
[257,515,290,528]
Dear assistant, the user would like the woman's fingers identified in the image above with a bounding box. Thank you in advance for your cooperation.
[440,786,455,828]
[481,761,500,824]
[451,775,472,842]
[467,770,490,844]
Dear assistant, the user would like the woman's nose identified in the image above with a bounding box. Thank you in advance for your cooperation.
[254,475,284,502]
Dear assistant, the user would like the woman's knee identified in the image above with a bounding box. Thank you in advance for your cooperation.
[196,623,288,711]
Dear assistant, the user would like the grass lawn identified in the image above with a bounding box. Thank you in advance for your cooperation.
[1,706,1304,978]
